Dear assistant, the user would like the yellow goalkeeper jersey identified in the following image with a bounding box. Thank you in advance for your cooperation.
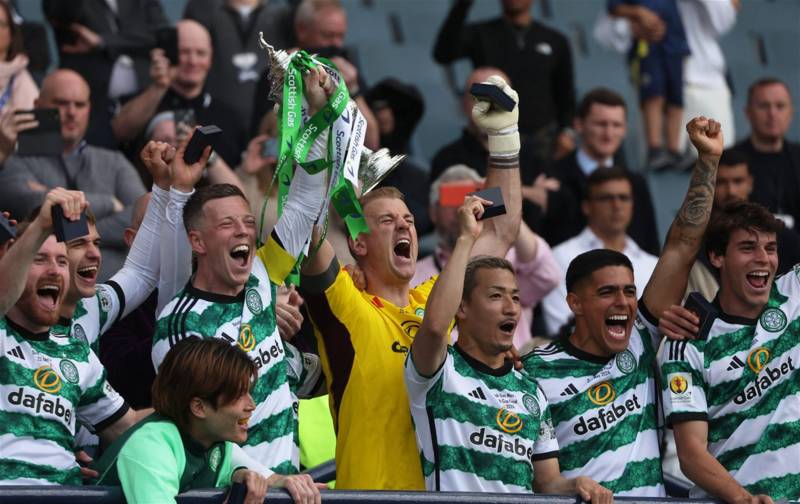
[304,267,437,490]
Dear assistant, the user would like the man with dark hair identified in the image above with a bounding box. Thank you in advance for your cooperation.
[551,87,660,253]
[523,117,723,496]
[685,148,800,300]
[150,69,330,487]
[729,77,800,232]
[414,164,560,349]
[404,194,611,500]
[94,337,311,503]
[0,188,148,485]
[659,197,799,501]
[300,75,522,490]
[542,166,657,335]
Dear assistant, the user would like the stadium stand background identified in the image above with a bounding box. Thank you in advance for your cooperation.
[15,0,800,241]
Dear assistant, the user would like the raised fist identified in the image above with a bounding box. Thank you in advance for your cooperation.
[686,116,723,160]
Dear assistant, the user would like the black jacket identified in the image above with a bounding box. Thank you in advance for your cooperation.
[433,0,575,135]
[551,150,661,255]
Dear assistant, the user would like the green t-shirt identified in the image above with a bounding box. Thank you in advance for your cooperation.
[95,415,234,503]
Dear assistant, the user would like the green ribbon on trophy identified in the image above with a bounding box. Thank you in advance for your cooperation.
[271,50,369,241]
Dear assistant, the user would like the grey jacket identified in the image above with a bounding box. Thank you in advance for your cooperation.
[0,145,146,279]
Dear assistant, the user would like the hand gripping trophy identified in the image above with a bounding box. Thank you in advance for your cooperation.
[258,34,404,241]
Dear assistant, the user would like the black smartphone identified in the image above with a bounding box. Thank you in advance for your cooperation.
[683,292,717,339]
[183,125,222,164]
[470,83,516,112]
[16,109,63,156]
[51,206,89,243]
[468,186,506,220]
[0,212,15,245]
[156,26,179,66]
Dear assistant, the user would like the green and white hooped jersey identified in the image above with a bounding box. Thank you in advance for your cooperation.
[0,317,127,485]
[521,302,665,497]
[405,344,559,493]
[659,270,800,500]
[51,283,124,451]
[153,259,321,474]
[53,282,124,355]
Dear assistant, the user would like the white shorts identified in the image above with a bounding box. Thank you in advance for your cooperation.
[678,83,736,152]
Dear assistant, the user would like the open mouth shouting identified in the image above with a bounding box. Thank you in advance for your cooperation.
[498,318,517,337]
[229,244,251,269]
[393,238,411,261]
[75,263,99,288]
[746,270,770,291]
[605,314,630,341]
[36,281,62,312]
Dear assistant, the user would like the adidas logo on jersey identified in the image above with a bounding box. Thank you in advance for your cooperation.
[468,387,487,400]
[6,346,24,360]
[574,394,642,435]
[560,384,578,396]
[733,357,795,405]
[469,427,533,459]
[8,388,72,423]
[253,340,285,370]
[727,356,746,371]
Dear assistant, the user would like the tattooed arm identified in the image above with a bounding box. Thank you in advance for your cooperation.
[641,117,723,318]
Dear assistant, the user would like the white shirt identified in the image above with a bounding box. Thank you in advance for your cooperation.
[678,0,737,89]
[576,147,613,177]
[541,227,658,335]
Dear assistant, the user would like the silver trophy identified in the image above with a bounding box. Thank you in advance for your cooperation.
[259,34,404,196]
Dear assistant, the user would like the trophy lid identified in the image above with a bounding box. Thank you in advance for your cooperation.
[258,33,292,101]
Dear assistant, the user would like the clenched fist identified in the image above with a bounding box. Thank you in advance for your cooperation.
[686,116,723,160]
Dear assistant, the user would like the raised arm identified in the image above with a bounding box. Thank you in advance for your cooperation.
[432,0,476,64]
[103,142,175,324]
[0,188,87,315]
[111,49,172,142]
[411,196,485,376]
[157,138,212,312]
[470,76,522,259]
[641,117,722,318]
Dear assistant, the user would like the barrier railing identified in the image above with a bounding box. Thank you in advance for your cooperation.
[0,486,720,504]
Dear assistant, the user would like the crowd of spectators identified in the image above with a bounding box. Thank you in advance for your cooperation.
[1,0,799,503]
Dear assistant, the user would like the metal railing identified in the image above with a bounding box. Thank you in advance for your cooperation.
[0,486,720,504]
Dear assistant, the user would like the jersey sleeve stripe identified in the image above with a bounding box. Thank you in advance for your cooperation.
[179,297,200,344]
[425,405,441,491]
[93,403,130,433]
[638,299,659,326]
[105,280,126,326]
[666,411,708,427]
[300,258,339,294]
[531,450,559,461]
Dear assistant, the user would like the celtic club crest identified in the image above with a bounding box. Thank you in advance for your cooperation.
[72,324,87,344]
[522,394,540,417]
[245,289,263,315]
[759,308,787,332]
[616,349,636,374]
[59,360,80,384]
